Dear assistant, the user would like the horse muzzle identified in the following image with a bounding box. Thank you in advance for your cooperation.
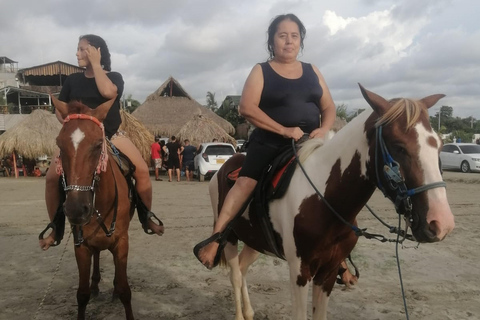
[63,193,95,226]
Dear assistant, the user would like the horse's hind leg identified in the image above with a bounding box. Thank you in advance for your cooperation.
[74,246,93,320]
[112,240,134,320]
[90,251,100,297]
[225,243,259,320]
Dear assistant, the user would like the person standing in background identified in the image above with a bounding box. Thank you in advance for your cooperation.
[151,137,162,181]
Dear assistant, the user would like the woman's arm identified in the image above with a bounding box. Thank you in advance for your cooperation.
[309,65,336,139]
[85,45,118,99]
[239,64,304,141]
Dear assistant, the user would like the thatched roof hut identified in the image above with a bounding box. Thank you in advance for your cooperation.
[119,110,154,164]
[176,114,236,148]
[0,109,61,159]
[132,77,235,138]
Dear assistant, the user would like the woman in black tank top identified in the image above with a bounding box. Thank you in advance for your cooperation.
[194,14,336,269]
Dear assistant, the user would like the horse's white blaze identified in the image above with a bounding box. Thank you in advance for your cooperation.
[71,128,85,152]
[415,123,455,239]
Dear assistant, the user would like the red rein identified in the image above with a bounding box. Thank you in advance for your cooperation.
[56,114,109,176]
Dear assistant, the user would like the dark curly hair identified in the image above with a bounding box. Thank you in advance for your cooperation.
[79,34,112,71]
[267,14,306,60]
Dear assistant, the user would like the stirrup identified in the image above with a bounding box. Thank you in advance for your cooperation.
[38,222,61,247]
[193,232,227,270]
[142,211,164,235]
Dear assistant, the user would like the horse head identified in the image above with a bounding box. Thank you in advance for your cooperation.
[51,95,115,226]
[359,84,454,243]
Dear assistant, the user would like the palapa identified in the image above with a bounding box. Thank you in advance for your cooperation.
[0,109,61,159]
[132,77,235,138]
[119,110,154,164]
[176,114,236,148]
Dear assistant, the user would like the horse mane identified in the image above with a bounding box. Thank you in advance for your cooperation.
[297,131,334,164]
[375,98,424,131]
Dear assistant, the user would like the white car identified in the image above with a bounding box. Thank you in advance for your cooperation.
[440,143,480,173]
[194,142,236,181]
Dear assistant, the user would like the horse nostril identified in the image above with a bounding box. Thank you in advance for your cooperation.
[82,205,91,215]
[428,220,440,240]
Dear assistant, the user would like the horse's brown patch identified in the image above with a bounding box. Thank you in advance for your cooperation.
[293,152,374,291]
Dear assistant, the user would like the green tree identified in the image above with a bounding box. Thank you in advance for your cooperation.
[124,94,141,113]
[336,104,348,120]
[206,91,218,111]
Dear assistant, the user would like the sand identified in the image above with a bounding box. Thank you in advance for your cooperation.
[0,171,478,320]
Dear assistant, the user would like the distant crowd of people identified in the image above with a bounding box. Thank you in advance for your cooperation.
[150,136,203,182]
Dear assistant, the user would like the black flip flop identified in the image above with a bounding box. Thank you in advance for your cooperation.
[193,232,227,270]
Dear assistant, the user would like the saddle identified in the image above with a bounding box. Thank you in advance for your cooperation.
[227,145,297,259]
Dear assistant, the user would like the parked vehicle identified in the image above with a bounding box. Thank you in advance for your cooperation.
[439,143,480,173]
[194,142,236,181]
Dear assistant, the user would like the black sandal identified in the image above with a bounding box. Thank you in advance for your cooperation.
[38,222,62,247]
[142,211,164,235]
[193,232,228,270]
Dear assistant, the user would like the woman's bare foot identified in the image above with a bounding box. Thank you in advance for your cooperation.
[197,241,219,269]
[147,219,164,236]
[39,232,56,251]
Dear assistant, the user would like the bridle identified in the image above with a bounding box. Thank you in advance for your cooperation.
[56,114,117,245]
[374,125,446,218]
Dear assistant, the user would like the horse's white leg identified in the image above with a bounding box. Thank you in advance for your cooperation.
[224,242,245,320]
[312,284,329,320]
[225,243,259,320]
[288,259,309,320]
[238,245,260,320]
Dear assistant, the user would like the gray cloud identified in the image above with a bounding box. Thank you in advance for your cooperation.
[2,0,478,119]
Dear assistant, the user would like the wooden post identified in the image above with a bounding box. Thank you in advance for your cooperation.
[12,152,18,178]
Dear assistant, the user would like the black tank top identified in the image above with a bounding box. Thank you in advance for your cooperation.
[251,62,323,145]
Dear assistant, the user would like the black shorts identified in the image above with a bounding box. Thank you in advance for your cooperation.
[183,160,194,171]
[238,139,285,181]
[167,157,180,170]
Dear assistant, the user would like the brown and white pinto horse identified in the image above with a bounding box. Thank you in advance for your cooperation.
[51,96,135,320]
[208,85,455,320]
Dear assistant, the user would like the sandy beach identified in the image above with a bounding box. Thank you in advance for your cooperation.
[0,170,478,320]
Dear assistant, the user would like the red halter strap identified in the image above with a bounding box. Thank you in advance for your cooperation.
[56,114,109,175]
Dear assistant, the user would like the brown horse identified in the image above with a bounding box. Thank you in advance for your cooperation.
[51,96,135,320]
[207,85,455,320]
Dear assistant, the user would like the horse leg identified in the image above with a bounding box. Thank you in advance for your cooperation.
[224,243,244,320]
[90,250,101,297]
[288,259,309,320]
[312,272,337,320]
[225,243,259,320]
[111,240,134,320]
[74,246,92,320]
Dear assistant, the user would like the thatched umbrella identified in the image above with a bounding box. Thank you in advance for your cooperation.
[0,109,61,159]
[176,114,236,148]
[119,110,154,164]
[133,77,235,138]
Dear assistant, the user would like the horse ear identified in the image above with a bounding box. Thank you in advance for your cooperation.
[358,83,390,115]
[420,94,446,109]
[92,97,116,122]
[50,95,69,118]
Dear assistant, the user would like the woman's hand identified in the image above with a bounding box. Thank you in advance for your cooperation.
[85,45,102,68]
[309,127,328,139]
[282,127,304,141]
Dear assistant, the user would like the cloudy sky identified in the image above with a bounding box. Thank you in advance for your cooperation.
[2,0,479,119]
